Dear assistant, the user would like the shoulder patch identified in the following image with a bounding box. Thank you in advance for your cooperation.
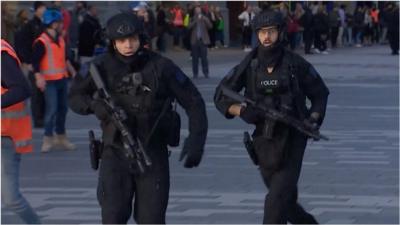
[175,69,188,84]
[308,65,319,78]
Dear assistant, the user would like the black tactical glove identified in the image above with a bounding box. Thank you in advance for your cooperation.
[179,136,204,168]
[90,99,110,121]
[239,105,265,125]
[304,117,319,132]
[304,112,321,132]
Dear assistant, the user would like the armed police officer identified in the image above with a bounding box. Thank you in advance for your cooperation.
[214,10,329,224]
[68,12,208,224]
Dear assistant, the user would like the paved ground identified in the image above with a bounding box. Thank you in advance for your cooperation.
[2,45,399,224]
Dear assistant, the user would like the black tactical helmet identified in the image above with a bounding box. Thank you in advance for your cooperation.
[106,12,144,40]
[252,10,287,45]
[252,10,285,31]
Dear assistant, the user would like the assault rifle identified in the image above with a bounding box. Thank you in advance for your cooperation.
[220,86,329,141]
[89,63,152,173]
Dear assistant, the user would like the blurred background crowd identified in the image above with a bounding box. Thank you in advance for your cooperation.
[1,1,399,65]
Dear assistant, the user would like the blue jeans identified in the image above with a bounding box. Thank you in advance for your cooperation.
[1,137,41,224]
[215,30,225,46]
[345,27,353,46]
[44,78,69,136]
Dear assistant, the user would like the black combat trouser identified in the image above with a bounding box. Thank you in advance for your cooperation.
[253,129,318,224]
[303,30,313,54]
[97,141,170,224]
[28,72,45,127]
[388,30,399,55]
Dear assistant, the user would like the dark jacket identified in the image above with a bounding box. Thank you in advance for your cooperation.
[386,7,399,32]
[313,12,330,34]
[353,10,365,29]
[299,8,314,32]
[328,11,340,28]
[1,52,31,108]
[78,13,102,57]
[14,16,45,64]
[156,8,168,35]
[145,9,156,38]
[69,9,87,49]
[189,14,212,45]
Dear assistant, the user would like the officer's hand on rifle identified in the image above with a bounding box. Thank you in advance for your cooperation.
[239,105,265,125]
[303,112,321,141]
[179,136,204,168]
[304,112,320,132]
[90,99,110,122]
[304,117,319,132]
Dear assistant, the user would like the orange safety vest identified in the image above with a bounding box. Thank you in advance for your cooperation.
[1,39,33,154]
[371,10,379,23]
[34,32,68,81]
[171,8,183,27]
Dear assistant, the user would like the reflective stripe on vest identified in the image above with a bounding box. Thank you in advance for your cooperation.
[2,109,29,119]
[15,139,32,148]
[41,68,68,76]
[36,33,67,79]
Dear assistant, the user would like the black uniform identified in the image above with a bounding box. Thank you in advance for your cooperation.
[69,13,207,223]
[214,10,329,224]
[68,46,207,223]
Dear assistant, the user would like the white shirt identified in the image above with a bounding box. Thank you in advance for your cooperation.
[238,11,255,27]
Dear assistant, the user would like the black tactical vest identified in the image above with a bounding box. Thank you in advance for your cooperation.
[245,58,296,116]
[95,53,166,141]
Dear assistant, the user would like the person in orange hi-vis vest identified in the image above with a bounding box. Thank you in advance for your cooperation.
[32,9,77,153]
[1,38,41,224]
[170,4,184,49]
